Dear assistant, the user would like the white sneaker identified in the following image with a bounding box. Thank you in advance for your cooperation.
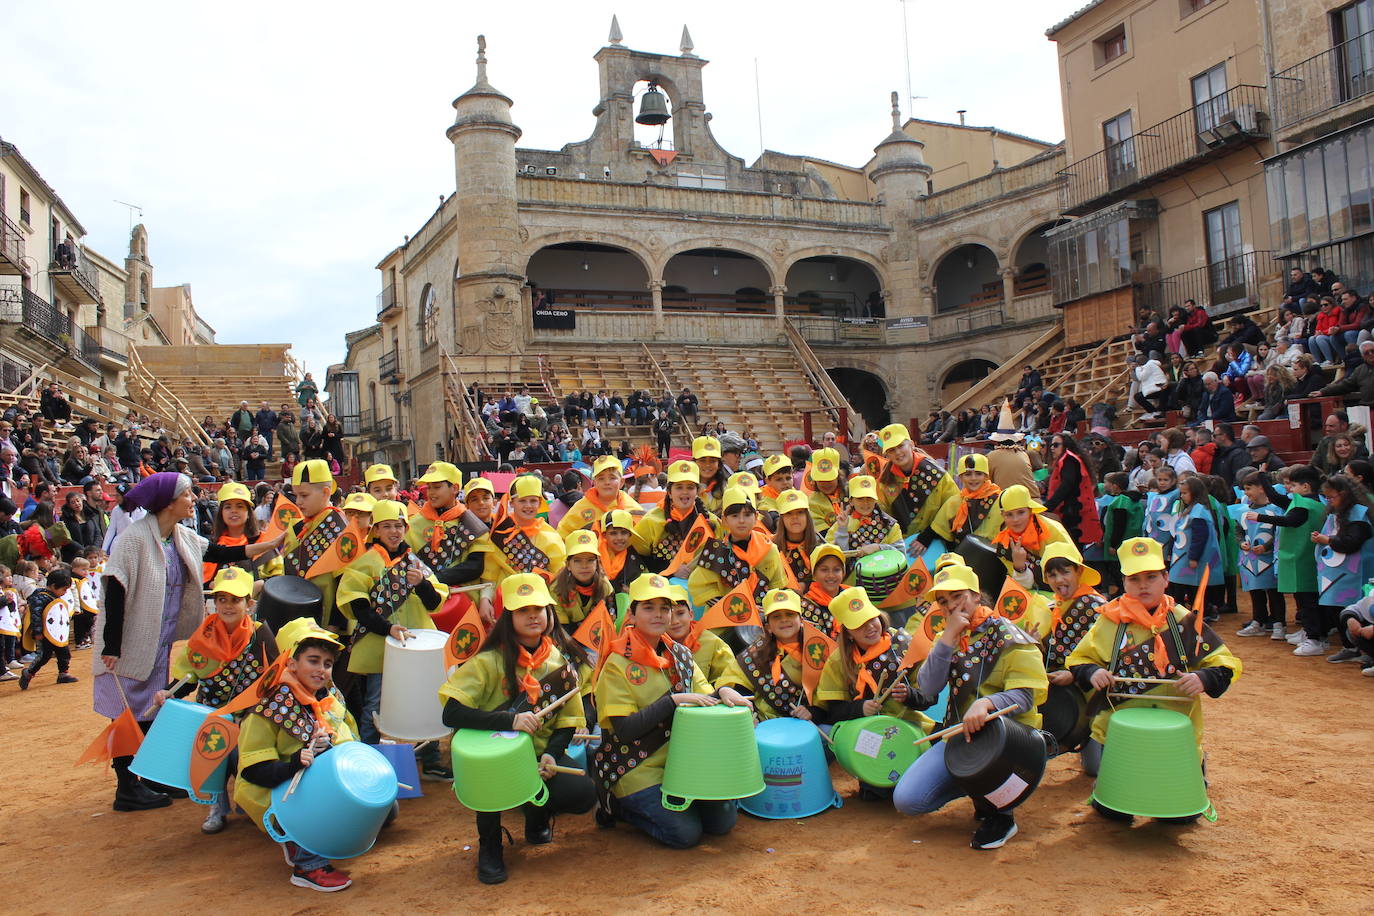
[1236,621,1268,637]
[5,660,22,670]
[1285,631,1305,646]
[1293,638,1329,657]
[1270,624,1286,641]
[1363,665,1374,677]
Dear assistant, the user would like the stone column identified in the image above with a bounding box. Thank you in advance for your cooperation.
[1001,266,1016,316]
[770,285,787,328]
[648,279,665,336]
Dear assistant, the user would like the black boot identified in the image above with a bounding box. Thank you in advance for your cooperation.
[113,758,171,812]
[476,812,508,885]
[523,803,553,845]
[140,779,189,799]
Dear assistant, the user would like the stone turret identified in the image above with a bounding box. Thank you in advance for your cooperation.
[868,91,932,210]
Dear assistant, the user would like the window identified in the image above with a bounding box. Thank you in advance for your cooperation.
[420,283,437,346]
[1192,63,1229,140]
[1204,202,1247,305]
[1095,26,1127,67]
[1103,111,1135,186]
[1336,2,1374,104]
[18,189,31,226]
[1181,0,1216,17]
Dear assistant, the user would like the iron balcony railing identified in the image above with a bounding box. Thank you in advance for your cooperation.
[0,213,24,270]
[50,247,102,303]
[0,286,102,370]
[375,416,393,443]
[1137,250,1278,319]
[359,408,376,435]
[377,283,399,317]
[1058,85,1268,216]
[379,348,401,381]
[1274,29,1374,130]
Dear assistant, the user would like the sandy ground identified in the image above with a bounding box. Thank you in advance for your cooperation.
[3,610,1372,916]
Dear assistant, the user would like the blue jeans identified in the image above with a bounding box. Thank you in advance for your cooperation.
[892,740,966,815]
[1308,334,1342,364]
[618,785,738,848]
[286,841,329,872]
[359,673,383,744]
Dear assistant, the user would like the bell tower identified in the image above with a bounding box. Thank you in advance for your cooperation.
[446,36,526,353]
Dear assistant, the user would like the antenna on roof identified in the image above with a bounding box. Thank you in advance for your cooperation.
[114,199,143,233]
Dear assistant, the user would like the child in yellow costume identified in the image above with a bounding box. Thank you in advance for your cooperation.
[598,509,643,594]
[737,588,825,721]
[557,455,640,537]
[1068,537,1241,822]
[550,529,615,627]
[666,583,748,692]
[407,462,490,608]
[233,618,361,892]
[632,459,717,573]
[438,573,595,884]
[686,487,787,610]
[873,423,958,539]
[757,454,795,515]
[363,463,401,502]
[692,436,731,515]
[340,492,376,529]
[772,488,819,587]
[483,476,566,584]
[991,484,1072,591]
[803,447,848,532]
[823,475,903,556]
[929,453,1003,546]
[894,562,1048,851]
[279,460,349,630]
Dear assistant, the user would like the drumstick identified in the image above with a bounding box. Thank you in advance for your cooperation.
[535,685,582,721]
[550,764,584,776]
[872,670,892,700]
[571,731,600,743]
[1107,692,1192,703]
[1111,676,1179,685]
[397,782,414,791]
[873,668,914,705]
[141,676,192,717]
[912,705,1018,747]
[283,768,306,799]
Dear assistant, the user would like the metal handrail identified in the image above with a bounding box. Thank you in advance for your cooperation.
[1273,28,1374,129]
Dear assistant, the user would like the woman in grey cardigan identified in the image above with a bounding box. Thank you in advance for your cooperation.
[95,473,282,812]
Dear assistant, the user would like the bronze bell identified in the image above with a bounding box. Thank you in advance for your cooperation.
[635,85,671,126]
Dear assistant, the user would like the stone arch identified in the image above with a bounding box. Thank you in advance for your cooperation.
[926,234,1004,276]
[783,245,889,287]
[827,366,891,430]
[654,238,781,288]
[783,247,888,318]
[938,357,1000,405]
[419,283,437,346]
[522,231,654,279]
[931,243,1001,314]
[660,245,776,312]
[525,239,653,310]
[1009,218,1062,298]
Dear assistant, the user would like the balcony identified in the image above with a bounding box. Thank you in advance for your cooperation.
[0,214,23,276]
[375,416,393,443]
[379,348,402,382]
[1137,250,1280,319]
[50,249,102,305]
[0,286,101,371]
[1273,29,1374,134]
[358,408,376,436]
[85,325,129,368]
[1058,85,1268,216]
[377,284,401,320]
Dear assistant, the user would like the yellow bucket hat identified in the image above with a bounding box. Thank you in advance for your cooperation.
[763,454,791,479]
[208,566,253,599]
[511,476,544,500]
[275,617,343,657]
[668,584,691,605]
[628,573,677,604]
[810,543,846,570]
[604,509,636,532]
[370,499,408,526]
[956,453,989,475]
[565,529,600,558]
[810,448,841,482]
[502,572,553,610]
[592,455,623,479]
[848,475,878,499]
[999,484,1045,514]
[1118,537,1166,577]
[762,588,802,617]
[878,423,911,452]
[692,436,722,459]
[342,491,377,514]
[292,459,335,490]
[775,488,808,515]
[667,460,700,485]
[364,463,397,485]
[216,482,253,505]
[1042,540,1101,586]
[721,486,755,512]
[463,477,495,498]
[418,461,462,486]
[829,586,881,631]
[934,553,968,571]
[925,564,981,596]
[728,471,760,494]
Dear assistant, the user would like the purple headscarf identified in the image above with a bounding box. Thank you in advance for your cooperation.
[122,471,191,514]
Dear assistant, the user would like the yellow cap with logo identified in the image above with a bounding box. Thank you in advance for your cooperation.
[565,529,599,558]
[370,499,408,526]
[878,423,911,452]
[762,588,802,617]
[998,484,1045,514]
[418,461,462,486]
[1042,540,1101,586]
[956,453,989,475]
[829,586,881,630]
[342,492,377,514]
[810,448,841,482]
[728,471,760,494]
[1117,537,1166,577]
[667,460,700,485]
[848,475,878,499]
[501,572,553,610]
[208,566,253,598]
[721,486,755,512]
[216,482,253,505]
[592,455,623,479]
[810,543,846,570]
[604,509,636,532]
[275,617,343,656]
[511,476,544,499]
[763,454,791,478]
[463,477,495,498]
[692,436,722,459]
[925,564,980,596]
[628,573,677,604]
[775,488,808,514]
[364,463,398,485]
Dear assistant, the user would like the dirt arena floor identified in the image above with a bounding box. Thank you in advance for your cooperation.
[4,611,1371,916]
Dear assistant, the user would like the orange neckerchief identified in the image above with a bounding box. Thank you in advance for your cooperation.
[785,539,811,573]
[851,633,893,697]
[369,541,410,569]
[731,530,775,567]
[202,533,248,584]
[668,503,696,522]
[678,624,702,653]
[1101,593,1177,674]
[951,481,1002,534]
[419,500,467,552]
[1051,583,1099,633]
[992,515,1048,554]
[584,487,625,513]
[184,612,253,669]
[805,582,837,608]
[515,637,553,704]
[610,625,676,671]
[772,639,803,683]
[959,604,996,652]
[760,484,782,502]
[599,542,627,580]
[277,668,339,738]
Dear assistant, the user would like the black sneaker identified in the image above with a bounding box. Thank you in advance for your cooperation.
[18,668,32,690]
[420,761,453,782]
[971,812,1018,850]
[57,673,79,684]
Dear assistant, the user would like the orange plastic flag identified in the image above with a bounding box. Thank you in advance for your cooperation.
[74,707,144,766]
[188,716,237,799]
[574,600,616,682]
[406,499,424,517]
[995,577,1033,624]
[304,518,367,578]
[799,620,835,702]
[879,556,931,609]
[261,496,303,541]
[443,601,487,669]
[699,579,761,630]
[661,515,714,577]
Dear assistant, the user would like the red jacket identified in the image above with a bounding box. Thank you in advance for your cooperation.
[1315,308,1341,335]
[1183,307,1211,331]
[1190,441,1216,474]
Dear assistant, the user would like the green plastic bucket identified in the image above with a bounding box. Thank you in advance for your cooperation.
[450,729,549,813]
[830,715,925,787]
[1091,706,1214,820]
[660,705,764,811]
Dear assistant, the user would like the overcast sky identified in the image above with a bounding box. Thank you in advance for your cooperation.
[2,0,1083,377]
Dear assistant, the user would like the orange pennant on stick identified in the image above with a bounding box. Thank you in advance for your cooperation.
[443,601,487,669]
[880,556,931,609]
[1192,565,1210,651]
[188,716,237,798]
[995,577,1033,623]
[799,620,835,702]
[699,579,761,630]
[661,515,714,577]
[305,519,368,578]
[262,497,303,541]
[573,600,616,682]
[74,707,144,767]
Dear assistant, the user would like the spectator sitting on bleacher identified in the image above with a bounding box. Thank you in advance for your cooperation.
[1221,343,1260,404]
[1134,322,1167,357]
[1245,435,1287,472]
[1219,314,1266,352]
[1319,339,1374,406]
[1193,372,1237,426]
[60,441,92,485]
[1306,297,1343,367]
[676,387,698,420]
[39,383,71,424]
[1256,365,1297,422]
[1130,352,1169,419]
[1287,353,1330,401]
[1311,412,1369,474]
[1283,267,1318,314]
[1179,299,1219,357]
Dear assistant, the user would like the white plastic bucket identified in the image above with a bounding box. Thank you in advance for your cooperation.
[374,629,452,742]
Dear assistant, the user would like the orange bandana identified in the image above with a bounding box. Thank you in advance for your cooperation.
[959,604,996,652]
[278,667,340,739]
[184,612,253,673]
[732,531,775,568]
[805,582,837,608]
[1051,583,1099,633]
[515,637,553,704]
[419,501,467,553]
[599,543,627,581]
[992,515,1049,554]
[610,625,676,671]
[771,639,802,683]
[202,533,247,585]
[951,481,1001,534]
[851,633,892,698]
[1102,594,1177,674]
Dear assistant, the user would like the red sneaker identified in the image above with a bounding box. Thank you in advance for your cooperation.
[290,865,352,892]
